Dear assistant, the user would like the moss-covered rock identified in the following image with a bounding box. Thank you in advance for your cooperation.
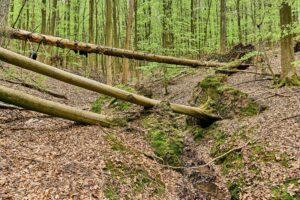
[187,74,265,126]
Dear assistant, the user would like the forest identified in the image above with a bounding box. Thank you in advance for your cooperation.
[0,0,300,199]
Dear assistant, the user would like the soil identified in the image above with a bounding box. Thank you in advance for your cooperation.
[0,50,299,199]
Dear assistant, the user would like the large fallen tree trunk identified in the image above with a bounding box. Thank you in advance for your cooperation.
[6,27,233,68]
[0,47,220,122]
[0,85,114,126]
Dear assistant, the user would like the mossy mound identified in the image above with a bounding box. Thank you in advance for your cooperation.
[187,74,265,126]
[142,102,184,166]
[91,84,136,113]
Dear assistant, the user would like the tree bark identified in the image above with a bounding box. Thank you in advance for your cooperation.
[220,0,227,53]
[0,47,220,121]
[0,85,113,127]
[122,0,135,84]
[5,28,236,68]
[279,2,300,86]
[105,0,113,85]
[0,0,10,47]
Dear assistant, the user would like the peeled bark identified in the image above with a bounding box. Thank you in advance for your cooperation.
[0,85,113,127]
[0,47,220,121]
[5,27,232,68]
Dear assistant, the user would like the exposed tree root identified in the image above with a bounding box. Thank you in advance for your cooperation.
[276,75,300,88]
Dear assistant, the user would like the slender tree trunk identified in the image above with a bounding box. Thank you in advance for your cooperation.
[236,0,242,43]
[220,0,226,53]
[105,0,113,85]
[162,0,174,49]
[122,0,135,84]
[89,0,95,73]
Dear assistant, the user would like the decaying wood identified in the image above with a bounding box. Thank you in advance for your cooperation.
[0,47,220,121]
[6,27,240,68]
[0,85,114,127]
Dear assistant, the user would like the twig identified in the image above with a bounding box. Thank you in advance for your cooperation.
[282,114,300,121]
[234,78,273,86]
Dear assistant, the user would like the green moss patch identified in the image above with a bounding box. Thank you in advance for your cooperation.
[142,105,184,166]
[188,74,265,126]
[91,84,136,113]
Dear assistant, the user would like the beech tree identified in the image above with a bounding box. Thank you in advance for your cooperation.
[279,1,300,86]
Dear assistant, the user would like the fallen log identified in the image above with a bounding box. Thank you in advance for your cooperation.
[0,47,220,121]
[6,27,232,68]
[0,85,114,127]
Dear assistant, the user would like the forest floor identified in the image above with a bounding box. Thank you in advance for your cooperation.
[0,50,299,200]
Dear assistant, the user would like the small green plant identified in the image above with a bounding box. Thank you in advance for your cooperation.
[104,186,119,200]
[240,102,261,116]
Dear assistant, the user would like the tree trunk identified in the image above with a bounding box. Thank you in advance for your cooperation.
[236,0,242,43]
[220,0,226,53]
[105,0,113,85]
[0,85,113,127]
[122,0,135,84]
[162,0,174,49]
[5,28,243,68]
[279,2,300,86]
[0,0,10,47]
[0,47,220,121]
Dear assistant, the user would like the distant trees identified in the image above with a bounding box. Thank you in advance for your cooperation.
[4,0,300,86]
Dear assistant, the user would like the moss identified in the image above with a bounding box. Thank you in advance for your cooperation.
[271,178,300,200]
[189,74,265,122]
[104,186,120,200]
[192,127,209,140]
[142,115,184,166]
[240,102,261,116]
[91,84,136,113]
[104,135,126,152]
[148,129,183,166]
[104,160,166,197]
[227,180,244,200]
[199,74,228,89]
[279,152,290,168]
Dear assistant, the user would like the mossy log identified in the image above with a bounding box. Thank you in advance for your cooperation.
[5,27,238,68]
[0,47,220,121]
[0,85,114,126]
